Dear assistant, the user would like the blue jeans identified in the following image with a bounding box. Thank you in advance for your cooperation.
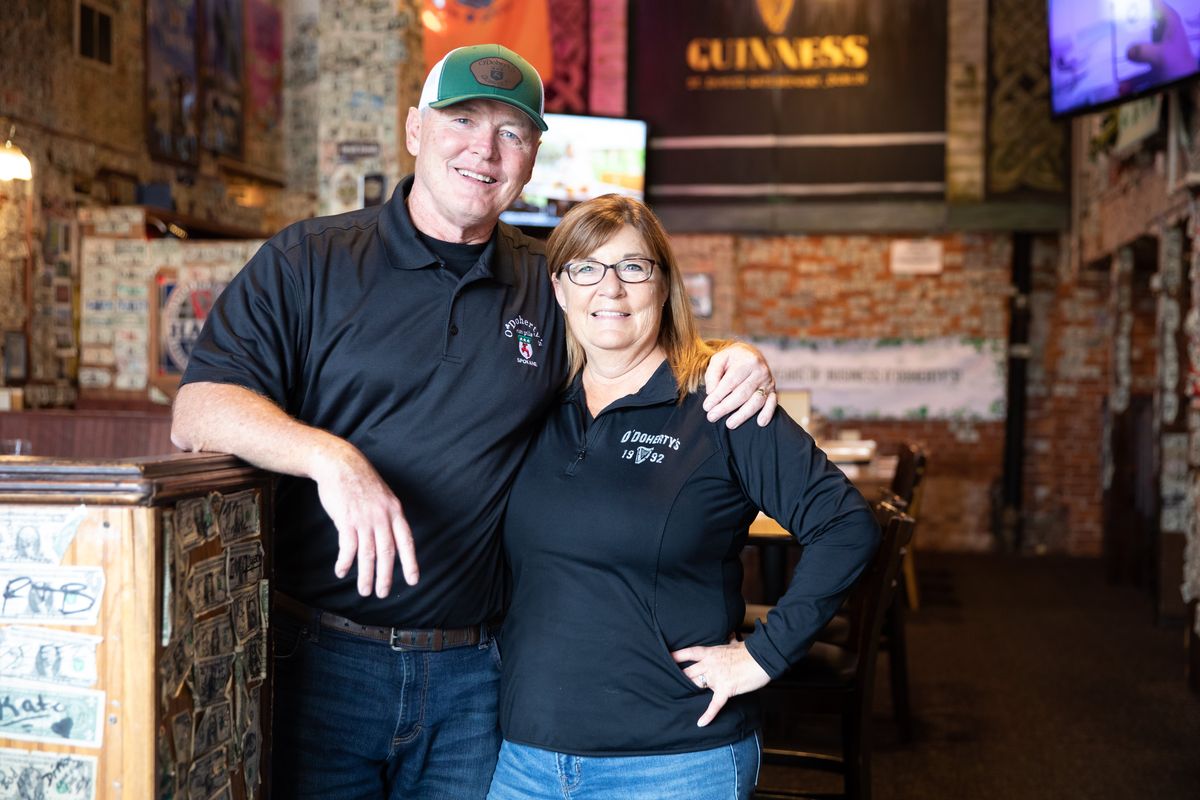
[270,611,502,799]
[486,732,761,800]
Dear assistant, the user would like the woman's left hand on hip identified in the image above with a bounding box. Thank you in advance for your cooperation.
[671,639,771,727]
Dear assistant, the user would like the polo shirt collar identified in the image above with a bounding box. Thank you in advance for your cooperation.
[378,175,516,286]
[562,358,679,411]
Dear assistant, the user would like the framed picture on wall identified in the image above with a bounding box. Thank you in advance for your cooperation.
[145,0,200,165]
[150,269,228,397]
[3,331,27,383]
[201,0,246,159]
[98,169,139,206]
[244,0,284,173]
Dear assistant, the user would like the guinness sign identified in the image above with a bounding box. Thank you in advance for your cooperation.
[755,0,794,35]
[630,0,947,200]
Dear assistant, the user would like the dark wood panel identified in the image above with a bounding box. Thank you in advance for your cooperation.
[0,410,176,459]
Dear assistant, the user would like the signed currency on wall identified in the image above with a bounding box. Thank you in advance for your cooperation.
[0,566,106,626]
[191,656,232,708]
[162,485,269,799]
[194,616,235,662]
[0,506,86,565]
[187,745,229,799]
[230,588,262,644]
[0,748,97,800]
[193,701,233,759]
[171,709,194,764]
[0,627,101,687]
[0,678,105,748]
[177,496,218,552]
[186,555,229,616]
[217,490,260,544]
[226,541,264,594]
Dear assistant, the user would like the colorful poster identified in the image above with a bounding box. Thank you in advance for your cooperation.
[422,0,553,82]
[146,0,200,164]
[244,0,284,172]
[155,274,227,377]
[752,337,1006,420]
[202,0,245,157]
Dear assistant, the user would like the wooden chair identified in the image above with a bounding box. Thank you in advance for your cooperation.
[752,508,914,800]
[888,444,927,610]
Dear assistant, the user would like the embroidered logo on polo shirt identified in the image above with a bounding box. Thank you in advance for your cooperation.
[503,316,543,367]
[619,429,681,465]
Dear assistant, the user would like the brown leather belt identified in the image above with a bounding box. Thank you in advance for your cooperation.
[273,592,488,652]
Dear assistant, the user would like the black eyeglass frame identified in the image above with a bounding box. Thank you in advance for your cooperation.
[556,258,658,286]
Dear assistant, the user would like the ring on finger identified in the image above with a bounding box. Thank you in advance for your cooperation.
[755,386,770,397]
[697,674,708,689]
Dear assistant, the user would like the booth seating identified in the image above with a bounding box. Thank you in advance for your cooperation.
[752,503,913,800]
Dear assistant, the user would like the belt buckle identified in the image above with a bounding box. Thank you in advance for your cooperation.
[389,628,443,651]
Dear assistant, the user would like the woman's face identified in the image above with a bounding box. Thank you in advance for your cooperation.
[553,225,668,361]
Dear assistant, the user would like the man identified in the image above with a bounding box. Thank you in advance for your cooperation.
[172,44,776,798]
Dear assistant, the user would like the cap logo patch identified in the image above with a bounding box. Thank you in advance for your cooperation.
[470,57,522,90]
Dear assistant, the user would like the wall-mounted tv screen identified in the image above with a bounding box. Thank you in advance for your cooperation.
[1049,0,1200,117]
[501,113,648,228]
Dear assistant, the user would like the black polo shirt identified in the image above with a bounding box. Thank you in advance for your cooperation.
[182,176,566,627]
[499,360,879,755]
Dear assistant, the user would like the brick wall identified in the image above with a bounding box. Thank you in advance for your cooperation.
[672,231,1016,552]
[1024,253,1110,556]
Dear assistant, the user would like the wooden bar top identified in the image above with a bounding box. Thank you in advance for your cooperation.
[0,452,263,505]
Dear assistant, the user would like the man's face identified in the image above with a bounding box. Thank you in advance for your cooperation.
[406,99,540,240]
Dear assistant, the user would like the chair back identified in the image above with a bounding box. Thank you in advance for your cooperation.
[889,443,927,508]
[840,507,914,688]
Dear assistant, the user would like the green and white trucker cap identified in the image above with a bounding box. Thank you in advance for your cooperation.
[419,44,548,132]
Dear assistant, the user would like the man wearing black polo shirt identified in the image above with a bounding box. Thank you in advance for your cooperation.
[172,44,776,798]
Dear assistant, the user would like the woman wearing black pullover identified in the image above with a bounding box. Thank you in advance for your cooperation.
[488,196,879,800]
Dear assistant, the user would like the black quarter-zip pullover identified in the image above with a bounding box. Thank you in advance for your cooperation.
[499,359,879,756]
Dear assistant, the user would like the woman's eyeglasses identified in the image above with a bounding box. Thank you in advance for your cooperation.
[558,258,657,286]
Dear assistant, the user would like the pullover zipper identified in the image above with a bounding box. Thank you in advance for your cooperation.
[567,445,586,475]
[565,407,608,477]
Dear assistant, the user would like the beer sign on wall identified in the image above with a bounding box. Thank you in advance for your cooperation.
[630,0,948,200]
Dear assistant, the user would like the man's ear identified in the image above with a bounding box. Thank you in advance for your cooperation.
[405,107,423,157]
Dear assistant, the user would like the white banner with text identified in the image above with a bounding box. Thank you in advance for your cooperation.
[752,337,1006,420]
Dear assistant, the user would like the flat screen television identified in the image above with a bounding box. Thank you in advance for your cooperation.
[500,113,648,228]
[1049,0,1200,117]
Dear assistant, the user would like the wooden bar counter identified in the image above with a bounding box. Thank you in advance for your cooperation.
[0,453,272,799]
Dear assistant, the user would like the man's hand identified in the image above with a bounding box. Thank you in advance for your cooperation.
[671,639,771,727]
[703,342,777,428]
[310,442,420,598]
[172,382,421,598]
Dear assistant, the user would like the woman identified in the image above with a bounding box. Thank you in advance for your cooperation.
[489,196,879,800]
